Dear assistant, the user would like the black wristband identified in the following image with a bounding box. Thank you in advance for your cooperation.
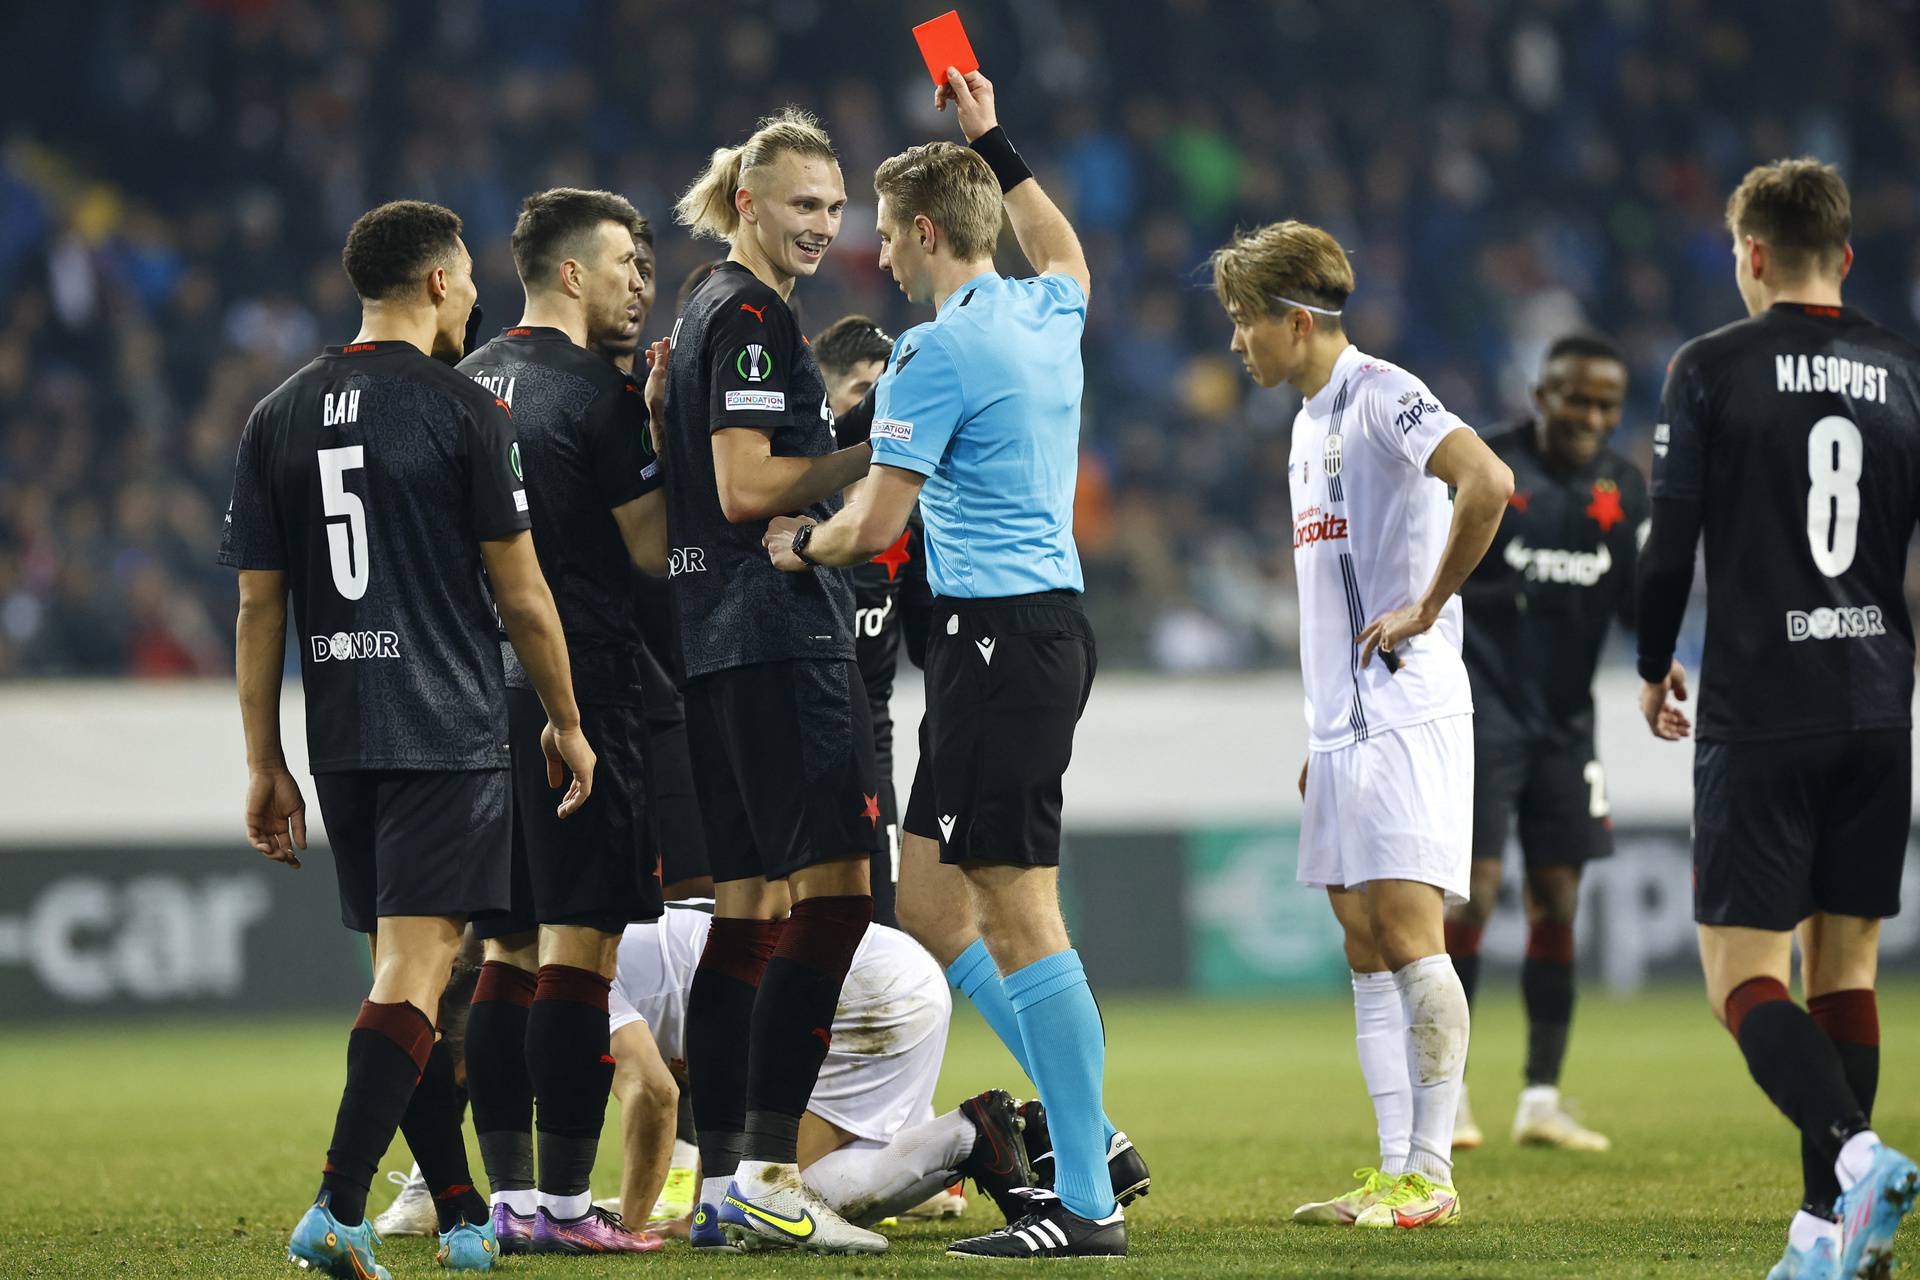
[790,521,818,566]
[969,126,1033,193]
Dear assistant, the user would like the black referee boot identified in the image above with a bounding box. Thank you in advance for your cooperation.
[957,1090,1035,1220]
[947,1189,1126,1259]
[1018,1099,1152,1206]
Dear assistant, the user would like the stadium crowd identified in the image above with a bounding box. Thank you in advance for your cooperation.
[3,0,1918,678]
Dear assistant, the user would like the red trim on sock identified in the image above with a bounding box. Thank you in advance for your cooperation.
[534,963,612,1012]
[473,960,537,1008]
[1724,976,1792,1039]
[354,999,434,1072]
[1445,920,1485,958]
[774,894,874,974]
[433,1184,475,1200]
[1525,921,1575,966]
[698,917,786,985]
[1809,988,1879,1046]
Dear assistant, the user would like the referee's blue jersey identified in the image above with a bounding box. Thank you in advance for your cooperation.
[869,270,1085,599]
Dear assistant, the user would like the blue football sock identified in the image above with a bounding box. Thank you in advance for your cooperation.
[1004,948,1117,1220]
[947,938,1119,1143]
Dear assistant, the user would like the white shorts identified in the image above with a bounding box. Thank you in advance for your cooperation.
[806,966,952,1143]
[1298,713,1474,904]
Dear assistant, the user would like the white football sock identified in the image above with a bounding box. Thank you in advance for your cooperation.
[1790,1207,1841,1250]
[1352,969,1413,1175]
[699,1174,731,1209]
[537,1189,592,1220]
[802,1112,974,1228]
[1836,1130,1882,1192]
[491,1188,536,1216]
[1395,954,1471,1184]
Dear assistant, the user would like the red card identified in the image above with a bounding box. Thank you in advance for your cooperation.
[913,10,979,87]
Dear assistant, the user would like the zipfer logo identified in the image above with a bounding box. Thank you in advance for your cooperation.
[1786,606,1885,641]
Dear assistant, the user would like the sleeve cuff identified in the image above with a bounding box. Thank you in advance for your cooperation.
[1637,653,1674,683]
[869,447,936,479]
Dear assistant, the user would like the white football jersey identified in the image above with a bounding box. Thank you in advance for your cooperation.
[608,909,945,1072]
[1287,345,1474,751]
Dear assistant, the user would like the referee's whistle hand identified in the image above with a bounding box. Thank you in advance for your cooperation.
[542,721,597,818]
[1638,661,1692,741]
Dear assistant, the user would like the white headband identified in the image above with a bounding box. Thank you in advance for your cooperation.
[1269,293,1344,317]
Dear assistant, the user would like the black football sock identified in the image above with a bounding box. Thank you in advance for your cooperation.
[398,1036,488,1230]
[741,894,873,1165]
[467,961,537,1197]
[1445,920,1484,1009]
[1522,921,1576,1087]
[688,917,785,1182]
[869,842,899,929]
[318,1000,434,1226]
[1801,989,1880,1218]
[527,963,615,1204]
[1726,978,1869,1172]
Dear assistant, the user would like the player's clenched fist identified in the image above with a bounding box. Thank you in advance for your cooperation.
[936,66,997,142]
[764,514,815,572]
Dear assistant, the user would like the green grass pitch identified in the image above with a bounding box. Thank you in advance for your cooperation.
[7,983,1918,1277]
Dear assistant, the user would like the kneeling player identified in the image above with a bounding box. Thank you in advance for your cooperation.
[605,903,1034,1248]
[1212,220,1512,1229]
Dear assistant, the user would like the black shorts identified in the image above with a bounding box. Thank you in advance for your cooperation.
[637,637,711,888]
[903,591,1096,868]
[1694,729,1910,931]
[474,688,662,939]
[1471,733,1613,867]
[683,658,882,882]
[314,768,513,934]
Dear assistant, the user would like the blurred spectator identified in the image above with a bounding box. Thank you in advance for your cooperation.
[2,0,1918,678]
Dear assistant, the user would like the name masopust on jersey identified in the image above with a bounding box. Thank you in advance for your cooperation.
[1504,537,1611,586]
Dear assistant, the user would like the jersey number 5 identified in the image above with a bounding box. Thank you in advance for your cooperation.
[1806,415,1862,578]
[319,445,370,600]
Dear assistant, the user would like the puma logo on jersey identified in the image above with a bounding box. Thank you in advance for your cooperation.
[938,814,958,842]
[739,302,768,322]
[976,637,995,664]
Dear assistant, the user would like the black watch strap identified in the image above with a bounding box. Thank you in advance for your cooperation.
[791,521,818,565]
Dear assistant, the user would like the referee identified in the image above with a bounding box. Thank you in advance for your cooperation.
[763,65,1124,1260]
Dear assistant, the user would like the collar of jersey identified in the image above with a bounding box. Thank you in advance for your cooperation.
[497,325,569,342]
[324,340,415,357]
[1305,343,1362,412]
[936,270,1002,321]
[1767,301,1857,322]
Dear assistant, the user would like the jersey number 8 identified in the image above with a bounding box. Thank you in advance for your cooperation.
[319,445,370,600]
[1806,415,1862,578]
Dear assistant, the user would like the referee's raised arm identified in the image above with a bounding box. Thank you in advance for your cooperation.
[936,66,1090,300]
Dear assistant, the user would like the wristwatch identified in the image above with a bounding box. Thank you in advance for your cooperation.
[790,521,818,565]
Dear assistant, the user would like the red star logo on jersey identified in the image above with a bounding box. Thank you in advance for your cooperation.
[861,793,881,829]
[871,530,913,582]
[1586,480,1624,532]
[1508,490,1531,513]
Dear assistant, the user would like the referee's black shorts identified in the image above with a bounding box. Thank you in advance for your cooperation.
[474,687,662,940]
[1693,728,1910,931]
[315,767,513,934]
[683,658,883,883]
[904,591,1096,867]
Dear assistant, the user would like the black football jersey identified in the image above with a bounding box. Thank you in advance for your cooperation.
[458,326,660,704]
[1461,422,1647,744]
[834,387,932,767]
[218,340,528,771]
[1650,302,1920,741]
[660,262,854,678]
